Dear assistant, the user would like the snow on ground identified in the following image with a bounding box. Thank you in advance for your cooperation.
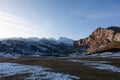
[69,52,120,58]
[0,52,21,58]
[84,62,120,72]
[69,60,120,72]
[0,62,80,80]
[96,52,120,58]
[85,52,120,58]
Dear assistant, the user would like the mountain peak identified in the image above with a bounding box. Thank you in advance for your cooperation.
[106,26,120,32]
[74,26,120,53]
[58,37,73,45]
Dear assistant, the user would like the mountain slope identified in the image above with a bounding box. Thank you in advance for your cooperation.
[0,37,73,57]
[73,26,120,53]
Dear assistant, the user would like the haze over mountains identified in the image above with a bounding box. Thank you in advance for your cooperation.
[0,26,120,58]
[0,37,73,58]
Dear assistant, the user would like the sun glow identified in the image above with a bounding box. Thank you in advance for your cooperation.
[0,11,48,39]
[0,11,32,38]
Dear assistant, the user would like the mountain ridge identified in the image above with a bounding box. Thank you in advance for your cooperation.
[73,26,120,53]
[0,37,73,58]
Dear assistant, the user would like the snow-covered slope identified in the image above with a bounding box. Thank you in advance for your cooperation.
[57,37,73,45]
[0,37,73,58]
[27,37,40,42]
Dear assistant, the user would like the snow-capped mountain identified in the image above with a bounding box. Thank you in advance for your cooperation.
[27,37,40,42]
[0,37,73,58]
[57,37,73,45]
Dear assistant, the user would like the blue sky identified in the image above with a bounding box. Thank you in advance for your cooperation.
[0,0,120,40]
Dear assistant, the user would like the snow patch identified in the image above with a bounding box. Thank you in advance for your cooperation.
[0,52,20,58]
[0,62,80,80]
[96,52,120,58]
[57,37,73,45]
[84,63,120,72]
[83,52,120,58]
[70,52,120,58]
[69,59,120,72]
[69,60,109,63]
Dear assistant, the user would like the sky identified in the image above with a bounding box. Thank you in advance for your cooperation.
[0,0,120,40]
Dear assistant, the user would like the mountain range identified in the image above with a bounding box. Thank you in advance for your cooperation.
[0,37,73,58]
[0,26,120,58]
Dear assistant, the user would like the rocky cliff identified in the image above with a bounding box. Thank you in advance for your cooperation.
[73,26,120,53]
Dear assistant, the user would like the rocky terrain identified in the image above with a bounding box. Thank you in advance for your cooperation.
[0,37,73,57]
[1,26,120,58]
[0,27,120,80]
[73,26,120,53]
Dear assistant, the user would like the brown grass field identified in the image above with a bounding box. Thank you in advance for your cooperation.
[0,57,120,80]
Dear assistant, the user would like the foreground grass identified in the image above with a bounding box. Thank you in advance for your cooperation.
[0,57,120,80]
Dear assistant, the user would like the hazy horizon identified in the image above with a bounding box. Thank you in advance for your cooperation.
[0,0,120,40]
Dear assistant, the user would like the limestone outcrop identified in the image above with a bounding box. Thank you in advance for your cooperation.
[73,26,120,53]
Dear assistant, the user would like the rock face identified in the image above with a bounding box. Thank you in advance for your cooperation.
[73,26,120,53]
